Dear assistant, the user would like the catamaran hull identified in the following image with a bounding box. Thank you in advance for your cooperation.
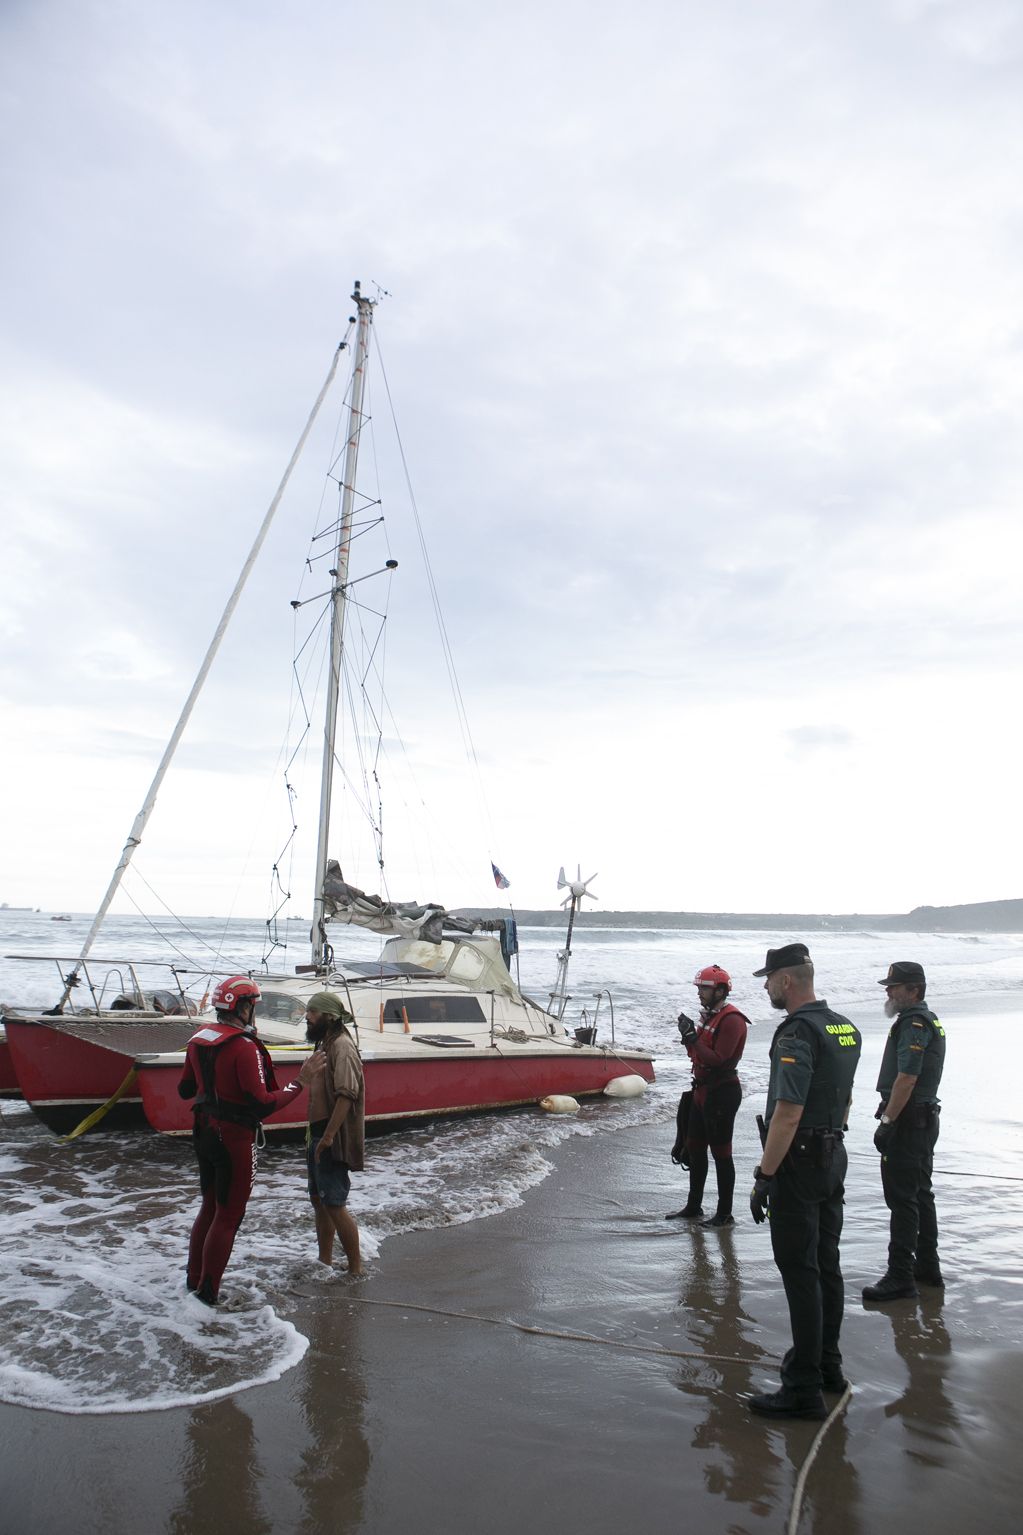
[3,981,656,1136]
[2,1015,195,1133]
[0,1034,20,1098]
[135,1049,656,1135]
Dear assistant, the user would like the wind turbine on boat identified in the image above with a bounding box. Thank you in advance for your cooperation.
[548,865,597,1021]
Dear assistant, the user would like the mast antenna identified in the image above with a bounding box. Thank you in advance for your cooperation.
[548,864,598,1021]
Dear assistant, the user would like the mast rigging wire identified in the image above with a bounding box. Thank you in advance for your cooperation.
[56,338,350,1005]
[373,333,504,881]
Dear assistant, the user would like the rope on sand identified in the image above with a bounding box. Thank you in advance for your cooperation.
[787,1386,851,1535]
[347,1292,757,1363]
[345,1293,850,1535]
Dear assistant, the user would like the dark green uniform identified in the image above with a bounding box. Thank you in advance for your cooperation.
[876,1004,945,1283]
[766,1001,862,1397]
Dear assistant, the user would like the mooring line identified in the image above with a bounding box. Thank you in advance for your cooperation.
[342,1291,849,1534]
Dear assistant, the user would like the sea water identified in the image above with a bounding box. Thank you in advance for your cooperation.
[1,913,1021,1414]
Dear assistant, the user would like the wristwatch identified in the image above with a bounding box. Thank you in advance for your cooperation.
[880,1114,893,1126]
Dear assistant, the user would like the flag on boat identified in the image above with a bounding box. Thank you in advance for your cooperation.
[491,861,510,890]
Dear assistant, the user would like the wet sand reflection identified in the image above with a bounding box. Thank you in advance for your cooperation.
[292,1301,371,1534]
[882,1301,959,1464]
[672,1230,784,1519]
[168,1398,272,1535]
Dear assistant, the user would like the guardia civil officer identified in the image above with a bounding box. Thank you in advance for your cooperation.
[747,943,862,1420]
[862,961,946,1302]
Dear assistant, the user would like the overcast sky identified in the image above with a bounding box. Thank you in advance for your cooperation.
[3,0,1023,923]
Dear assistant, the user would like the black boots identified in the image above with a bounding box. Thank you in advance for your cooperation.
[913,1261,945,1287]
[748,1388,827,1420]
[862,1273,918,1303]
[665,1203,704,1220]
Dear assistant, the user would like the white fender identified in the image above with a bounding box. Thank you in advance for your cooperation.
[603,1074,647,1099]
[538,1094,580,1115]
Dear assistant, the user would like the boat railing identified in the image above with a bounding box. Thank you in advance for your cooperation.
[3,955,205,1015]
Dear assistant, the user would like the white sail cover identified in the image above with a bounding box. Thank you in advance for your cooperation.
[321,862,476,943]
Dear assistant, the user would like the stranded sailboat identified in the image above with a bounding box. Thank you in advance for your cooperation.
[3,284,653,1134]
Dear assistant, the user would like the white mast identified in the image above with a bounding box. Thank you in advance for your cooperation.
[56,342,347,1010]
[311,281,375,970]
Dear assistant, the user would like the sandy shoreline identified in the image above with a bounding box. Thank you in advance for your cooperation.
[2,1098,1022,1535]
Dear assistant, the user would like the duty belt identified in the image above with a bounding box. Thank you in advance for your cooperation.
[788,1127,843,1169]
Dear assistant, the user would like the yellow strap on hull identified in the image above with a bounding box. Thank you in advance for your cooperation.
[60,1068,139,1141]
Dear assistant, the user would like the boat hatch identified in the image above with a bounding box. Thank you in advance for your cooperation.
[382,996,487,1025]
[343,961,439,979]
[411,1035,477,1048]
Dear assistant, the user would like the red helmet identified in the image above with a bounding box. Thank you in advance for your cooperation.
[693,965,731,992]
[211,975,261,1012]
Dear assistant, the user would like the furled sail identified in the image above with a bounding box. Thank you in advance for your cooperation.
[321,861,477,943]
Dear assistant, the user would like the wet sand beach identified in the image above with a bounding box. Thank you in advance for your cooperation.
[2,1093,1021,1535]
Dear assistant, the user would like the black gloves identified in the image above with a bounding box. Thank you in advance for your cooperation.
[750,1166,772,1224]
[676,1012,698,1045]
[873,1118,896,1153]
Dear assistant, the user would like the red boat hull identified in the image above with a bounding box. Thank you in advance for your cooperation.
[3,1016,193,1133]
[3,1013,655,1136]
[0,1037,20,1097]
[137,1048,656,1135]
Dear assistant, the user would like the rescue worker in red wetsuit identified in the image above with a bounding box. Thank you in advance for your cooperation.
[178,975,323,1305]
[666,964,749,1228]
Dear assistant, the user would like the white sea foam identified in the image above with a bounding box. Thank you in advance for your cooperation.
[0,1131,311,1414]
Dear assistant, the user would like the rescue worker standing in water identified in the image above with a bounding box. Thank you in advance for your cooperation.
[667,965,749,1227]
[179,975,323,1305]
[863,961,946,1302]
[747,944,862,1420]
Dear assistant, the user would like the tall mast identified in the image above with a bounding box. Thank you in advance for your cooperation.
[311,280,375,969]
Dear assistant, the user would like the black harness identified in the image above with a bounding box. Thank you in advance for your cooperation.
[193,1032,274,1130]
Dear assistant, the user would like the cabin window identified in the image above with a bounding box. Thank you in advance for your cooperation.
[446,946,486,983]
[260,990,308,1024]
[383,996,487,1025]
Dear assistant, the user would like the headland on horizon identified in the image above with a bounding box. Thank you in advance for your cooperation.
[456,896,1023,933]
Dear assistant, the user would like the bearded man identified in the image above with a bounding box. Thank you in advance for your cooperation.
[863,961,946,1302]
[304,990,365,1277]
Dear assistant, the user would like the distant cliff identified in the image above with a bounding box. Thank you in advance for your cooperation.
[454,898,1023,933]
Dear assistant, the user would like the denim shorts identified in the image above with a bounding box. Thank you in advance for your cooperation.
[307,1122,352,1206]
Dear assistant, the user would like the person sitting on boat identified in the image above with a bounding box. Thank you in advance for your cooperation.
[666,965,749,1228]
[178,974,323,1306]
[304,991,365,1277]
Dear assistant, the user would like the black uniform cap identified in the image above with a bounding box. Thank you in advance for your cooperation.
[752,942,811,977]
[877,961,926,987]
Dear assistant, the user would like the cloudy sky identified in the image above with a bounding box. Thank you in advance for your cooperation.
[3,0,1022,923]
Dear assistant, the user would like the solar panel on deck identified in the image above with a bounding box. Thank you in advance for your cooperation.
[341,960,439,979]
[411,1035,477,1048]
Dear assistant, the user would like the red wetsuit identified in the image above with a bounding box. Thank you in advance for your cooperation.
[178,1020,302,1302]
[686,1003,748,1106]
[681,1003,750,1222]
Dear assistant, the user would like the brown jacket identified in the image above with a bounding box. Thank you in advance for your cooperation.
[317,1024,365,1172]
